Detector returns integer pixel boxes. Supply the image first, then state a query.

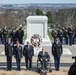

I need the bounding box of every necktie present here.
[28,45,29,50]
[43,52,45,55]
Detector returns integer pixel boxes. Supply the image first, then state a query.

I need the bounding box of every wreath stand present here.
[34,46,42,56]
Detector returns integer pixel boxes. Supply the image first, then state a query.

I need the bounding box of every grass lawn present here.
[23,33,27,40]
[48,31,52,40]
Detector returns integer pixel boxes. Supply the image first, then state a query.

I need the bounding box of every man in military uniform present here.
[51,30,57,42]
[5,37,13,71]
[18,27,24,44]
[52,37,63,71]
[64,29,69,45]
[8,28,13,42]
[68,26,73,45]
[13,40,23,71]
[15,29,19,44]
[72,28,75,44]
[0,28,4,44]
[57,29,63,44]
[23,41,34,70]
[3,28,8,44]
[38,47,50,71]
[11,29,16,44]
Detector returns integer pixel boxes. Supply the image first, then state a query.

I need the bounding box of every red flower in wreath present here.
[31,34,42,47]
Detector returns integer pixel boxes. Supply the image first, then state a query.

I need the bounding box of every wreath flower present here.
[31,34,42,47]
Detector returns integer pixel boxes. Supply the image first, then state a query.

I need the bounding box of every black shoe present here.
[7,69,9,71]
[17,69,21,71]
[19,69,21,71]
[56,69,59,71]
[7,69,10,71]
[29,68,31,71]
[9,69,12,71]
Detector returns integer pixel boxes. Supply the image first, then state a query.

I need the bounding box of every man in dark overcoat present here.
[23,41,34,70]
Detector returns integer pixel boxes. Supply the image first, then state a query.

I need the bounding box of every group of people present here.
[0,25,64,72]
[52,26,76,46]
[5,37,34,71]
[0,26,24,44]
[5,36,63,72]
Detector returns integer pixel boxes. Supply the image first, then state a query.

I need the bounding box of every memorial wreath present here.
[31,34,42,47]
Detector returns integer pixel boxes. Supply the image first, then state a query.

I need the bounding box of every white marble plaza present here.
[63,48,72,55]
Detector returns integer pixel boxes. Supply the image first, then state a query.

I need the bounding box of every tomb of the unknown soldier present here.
[25,16,51,46]
[0,3,76,75]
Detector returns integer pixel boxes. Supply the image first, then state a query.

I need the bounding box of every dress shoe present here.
[17,69,21,71]
[7,69,11,71]
[55,69,59,71]
[29,68,32,71]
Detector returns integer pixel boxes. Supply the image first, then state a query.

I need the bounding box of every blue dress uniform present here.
[13,45,22,70]
[18,28,24,44]
[68,27,73,45]
[3,29,8,44]
[57,30,63,44]
[11,30,16,44]
[64,29,69,45]
[5,42,13,70]
[0,29,4,44]
[15,30,19,44]
[52,41,63,70]
[51,30,57,42]
[38,51,50,70]
[72,28,75,44]
[23,45,34,70]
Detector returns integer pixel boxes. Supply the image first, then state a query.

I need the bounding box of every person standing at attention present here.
[52,37,63,71]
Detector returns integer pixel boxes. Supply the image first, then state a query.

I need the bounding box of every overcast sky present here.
[0,0,76,4]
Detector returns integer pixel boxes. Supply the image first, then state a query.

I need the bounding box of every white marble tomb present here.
[25,16,51,46]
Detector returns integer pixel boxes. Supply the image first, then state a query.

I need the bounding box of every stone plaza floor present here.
[0,44,76,75]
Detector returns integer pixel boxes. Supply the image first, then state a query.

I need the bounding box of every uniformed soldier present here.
[0,28,4,44]
[74,28,76,39]
[8,28,13,41]
[18,27,24,44]
[3,28,8,44]
[68,26,73,45]
[57,29,63,44]
[15,29,19,44]
[11,30,16,44]
[13,40,23,71]
[52,37,63,71]
[51,30,57,42]
[72,28,75,44]
[38,47,50,71]
[64,29,69,45]
[5,37,13,71]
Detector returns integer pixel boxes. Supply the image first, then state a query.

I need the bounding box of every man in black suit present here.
[52,37,63,71]
[13,40,22,71]
[38,47,50,71]
[5,37,13,71]
[23,41,34,70]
